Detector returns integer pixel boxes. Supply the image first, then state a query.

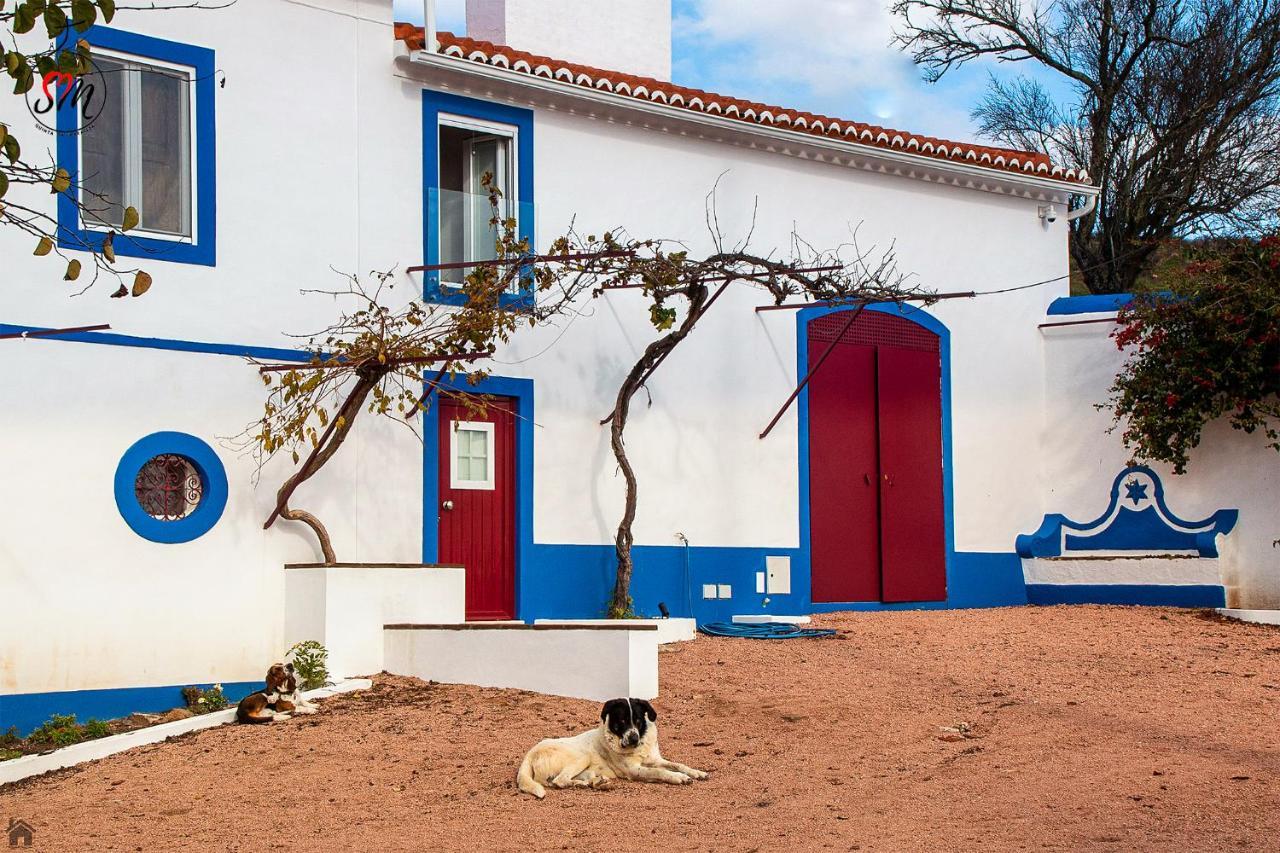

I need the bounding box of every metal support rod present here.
[407,249,635,274]
[257,350,493,373]
[0,323,111,341]
[754,291,976,313]
[598,264,844,291]
[1038,316,1119,329]
[758,303,867,440]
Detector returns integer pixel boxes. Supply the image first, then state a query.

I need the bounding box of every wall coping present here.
[384,622,659,632]
[284,563,465,570]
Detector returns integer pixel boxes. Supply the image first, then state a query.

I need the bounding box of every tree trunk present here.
[270,372,379,565]
[606,287,708,618]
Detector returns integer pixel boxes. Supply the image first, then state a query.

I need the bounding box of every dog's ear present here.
[600,699,626,722]
[634,699,657,721]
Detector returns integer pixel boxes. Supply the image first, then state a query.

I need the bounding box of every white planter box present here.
[533,617,696,644]
[0,679,371,788]
[285,563,466,678]
[384,623,659,701]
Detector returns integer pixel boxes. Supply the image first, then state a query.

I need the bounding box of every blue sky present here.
[393,0,1071,144]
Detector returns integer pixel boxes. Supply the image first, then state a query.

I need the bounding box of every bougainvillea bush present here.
[1105,236,1280,473]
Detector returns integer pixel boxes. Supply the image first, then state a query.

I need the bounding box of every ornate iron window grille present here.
[134,454,203,521]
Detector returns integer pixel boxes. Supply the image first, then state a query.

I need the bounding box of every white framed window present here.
[449,420,496,490]
[436,113,517,285]
[79,50,195,240]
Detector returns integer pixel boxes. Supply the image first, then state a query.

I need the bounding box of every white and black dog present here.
[516,698,707,798]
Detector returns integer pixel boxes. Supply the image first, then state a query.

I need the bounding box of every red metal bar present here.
[753,291,976,313]
[257,350,493,373]
[758,303,867,440]
[1038,316,1119,329]
[0,323,111,341]
[407,249,635,274]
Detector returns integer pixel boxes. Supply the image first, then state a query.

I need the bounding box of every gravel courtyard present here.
[3,606,1277,851]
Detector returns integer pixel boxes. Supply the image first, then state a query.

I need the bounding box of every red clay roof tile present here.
[395,24,1089,185]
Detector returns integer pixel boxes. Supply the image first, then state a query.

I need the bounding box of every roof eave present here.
[402,49,1097,203]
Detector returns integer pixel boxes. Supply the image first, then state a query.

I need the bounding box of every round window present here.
[134,454,204,520]
[114,432,228,543]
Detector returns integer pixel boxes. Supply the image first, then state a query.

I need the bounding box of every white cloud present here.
[672,0,983,140]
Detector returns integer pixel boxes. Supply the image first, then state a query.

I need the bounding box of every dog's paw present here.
[673,773,692,784]
[686,768,708,780]
[590,777,612,790]
[296,707,319,715]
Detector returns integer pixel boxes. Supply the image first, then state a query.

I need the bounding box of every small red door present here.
[438,397,517,620]
[807,311,945,603]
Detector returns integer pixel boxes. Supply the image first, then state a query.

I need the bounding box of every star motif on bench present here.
[1124,479,1149,506]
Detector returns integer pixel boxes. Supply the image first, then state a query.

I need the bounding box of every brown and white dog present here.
[516,698,707,798]
[274,662,319,716]
[235,663,292,724]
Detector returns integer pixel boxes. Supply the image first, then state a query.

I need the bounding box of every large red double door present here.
[437,397,517,620]
[807,311,946,603]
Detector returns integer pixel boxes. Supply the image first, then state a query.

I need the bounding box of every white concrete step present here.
[284,563,466,678]
[1217,608,1280,626]
[533,617,696,644]
[384,622,658,701]
[732,614,811,625]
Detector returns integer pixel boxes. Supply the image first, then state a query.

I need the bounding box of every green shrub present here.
[83,719,111,739]
[288,640,330,690]
[181,684,229,715]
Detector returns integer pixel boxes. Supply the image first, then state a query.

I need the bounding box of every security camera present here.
[1038,204,1059,224]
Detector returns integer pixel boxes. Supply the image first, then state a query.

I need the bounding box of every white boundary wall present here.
[384,624,660,700]
[1039,321,1280,607]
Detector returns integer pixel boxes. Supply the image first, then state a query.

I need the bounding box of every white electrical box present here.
[755,572,766,593]
[765,556,791,594]
[701,584,718,600]
[717,584,732,599]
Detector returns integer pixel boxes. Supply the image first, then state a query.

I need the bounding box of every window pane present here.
[80,58,128,229]
[139,65,190,236]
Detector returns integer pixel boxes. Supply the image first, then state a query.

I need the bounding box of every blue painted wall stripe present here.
[1026,584,1226,607]
[0,323,313,363]
[1,681,259,738]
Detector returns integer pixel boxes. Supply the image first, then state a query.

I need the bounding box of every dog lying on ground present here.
[236,663,292,724]
[516,698,707,798]
[274,662,319,716]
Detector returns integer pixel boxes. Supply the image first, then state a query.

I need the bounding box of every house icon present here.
[6,818,33,848]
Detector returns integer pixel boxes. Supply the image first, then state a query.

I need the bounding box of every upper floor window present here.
[437,118,515,286]
[57,27,216,266]
[81,54,192,238]
[422,91,533,306]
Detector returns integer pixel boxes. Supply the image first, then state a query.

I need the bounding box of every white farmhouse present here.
[1,0,1273,736]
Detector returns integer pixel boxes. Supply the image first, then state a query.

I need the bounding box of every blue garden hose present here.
[698,621,837,639]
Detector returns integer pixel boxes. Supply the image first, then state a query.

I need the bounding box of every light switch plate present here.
[717,584,732,599]
[755,572,766,593]
[702,584,718,600]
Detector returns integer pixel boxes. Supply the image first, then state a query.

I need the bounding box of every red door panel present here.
[438,397,517,620]
[876,346,946,602]
[808,340,881,602]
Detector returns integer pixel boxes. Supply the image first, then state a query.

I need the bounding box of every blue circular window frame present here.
[114,432,228,543]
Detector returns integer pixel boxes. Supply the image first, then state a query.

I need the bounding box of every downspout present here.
[422,0,438,52]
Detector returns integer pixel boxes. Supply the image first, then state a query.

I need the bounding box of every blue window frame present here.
[114,432,228,543]
[422,90,534,307]
[56,26,216,266]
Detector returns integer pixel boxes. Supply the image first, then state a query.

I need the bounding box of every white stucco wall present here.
[1039,320,1280,608]
[2,0,1076,704]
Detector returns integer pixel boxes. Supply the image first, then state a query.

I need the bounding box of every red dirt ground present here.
[3,606,1278,851]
